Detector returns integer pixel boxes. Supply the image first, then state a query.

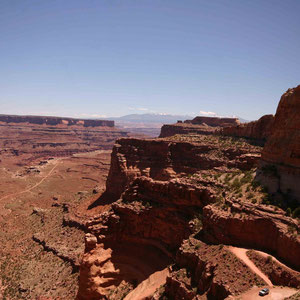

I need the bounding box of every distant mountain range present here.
[111,113,194,124]
[108,113,249,124]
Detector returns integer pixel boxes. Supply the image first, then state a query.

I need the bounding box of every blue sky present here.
[0,0,299,120]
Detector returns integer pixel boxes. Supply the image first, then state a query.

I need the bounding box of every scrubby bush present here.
[292,207,300,219]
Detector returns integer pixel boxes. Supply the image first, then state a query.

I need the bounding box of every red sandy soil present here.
[0,149,112,299]
[124,267,169,300]
[228,246,273,286]
[227,246,299,299]
[228,286,298,300]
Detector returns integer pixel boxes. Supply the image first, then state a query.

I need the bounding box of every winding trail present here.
[0,159,61,203]
[228,246,273,286]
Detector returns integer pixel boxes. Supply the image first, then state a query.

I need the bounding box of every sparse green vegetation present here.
[292,207,300,219]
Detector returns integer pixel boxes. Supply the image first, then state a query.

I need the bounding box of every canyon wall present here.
[160,116,240,138]
[185,116,240,127]
[221,114,274,142]
[159,123,217,138]
[0,121,128,165]
[0,114,114,127]
[77,135,267,299]
[202,199,300,270]
[258,85,300,201]
[76,85,300,299]
[105,137,261,200]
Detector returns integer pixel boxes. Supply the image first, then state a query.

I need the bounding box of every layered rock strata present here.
[0,122,129,164]
[259,85,300,201]
[0,114,114,127]
[202,199,300,270]
[159,123,217,138]
[184,116,240,127]
[221,114,274,143]
[105,136,261,200]
[159,116,240,138]
[77,135,280,299]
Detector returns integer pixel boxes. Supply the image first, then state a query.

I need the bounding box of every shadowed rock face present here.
[258,85,300,201]
[221,114,274,143]
[0,114,114,127]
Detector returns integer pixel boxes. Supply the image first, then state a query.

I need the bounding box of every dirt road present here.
[229,286,298,299]
[228,246,273,286]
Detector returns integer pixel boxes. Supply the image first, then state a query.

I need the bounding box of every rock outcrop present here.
[159,123,217,138]
[105,136,261,200]
[159,116,240,138]
[202,199,300,270]
[258,85,300,201]
[0,120,129,164]
[76,87,300,299]
[221,114,274,143]
[185,116,240,127]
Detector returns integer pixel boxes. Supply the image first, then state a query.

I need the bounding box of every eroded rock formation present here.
[75,133,299,299]
[105,136,261,200]
[258,85,300,202]
[75,85,300,299]
[202,199,300,270]
[185,116,240,127]
[0,118,129,165]
[221,114,274,143]
[0,114,114,127]
[159,116,239,138]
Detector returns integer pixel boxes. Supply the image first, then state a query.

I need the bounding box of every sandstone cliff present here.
[0,114,114,127]
[185,116,240,127]
[76,134,299,300]
[202,199,300,270]
[105,136,261,200]
[76,87,300,299]
[258,85,300,202]
[159,123,217,138]
[159,116,239,138]
[221,114,274,142]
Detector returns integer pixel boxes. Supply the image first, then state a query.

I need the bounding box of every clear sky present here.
[0,0,299,120]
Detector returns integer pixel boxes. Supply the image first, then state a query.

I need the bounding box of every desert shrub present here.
[251,198,257,204]
[266,256,273,263]
[286,207,292,217]
[251,180,260,190]
[224,173,231,184]
[247,192,254,199]
[240,171,253,184]
[232,178,241,190]
[292,207,300,219]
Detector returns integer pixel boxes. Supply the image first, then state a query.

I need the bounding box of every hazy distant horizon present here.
[1,0,299,120]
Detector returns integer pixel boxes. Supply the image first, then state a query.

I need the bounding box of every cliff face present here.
[105,136,261,200]
[76,135,283,300]
[0,120,128,165]
[261,86,300,167]
[76,87,300,299]
[185,116,240,127]
[221,114,274,142]
[258,85,300,201]
[159,123,217,138]
[0,114,114,127]
[202,199,300,270]
[159,116,239,138]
